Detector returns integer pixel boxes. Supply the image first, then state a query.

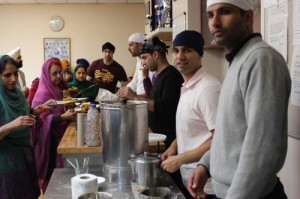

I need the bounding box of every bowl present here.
[78,192,112,199]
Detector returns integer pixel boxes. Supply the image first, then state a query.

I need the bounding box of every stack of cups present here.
[77,113,87,146]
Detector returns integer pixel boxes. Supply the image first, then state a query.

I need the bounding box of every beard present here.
[17,61,23,69]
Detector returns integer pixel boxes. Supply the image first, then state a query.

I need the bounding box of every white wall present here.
[0,4,144,85]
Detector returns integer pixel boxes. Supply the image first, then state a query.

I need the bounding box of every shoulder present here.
[165,65,183,78]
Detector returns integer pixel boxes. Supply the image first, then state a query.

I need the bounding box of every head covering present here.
[173,30,205,56]
[128,33,146,43]
[32,58,64,108]
[31,57,69,180]
[207,0,253,11]
[0,55,29,142]
[76,58,89,69]
[141,36,169,54]
[102,42,115,53]
[7,47,21,60]
[61,59,70,71]
[67,65,98,101]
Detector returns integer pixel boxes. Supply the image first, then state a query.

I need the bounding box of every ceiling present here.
[0,0,144,4]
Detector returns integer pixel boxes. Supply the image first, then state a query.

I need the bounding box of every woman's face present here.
[75,67,87,82]
[49,64,62,86]
[1,63,18,90]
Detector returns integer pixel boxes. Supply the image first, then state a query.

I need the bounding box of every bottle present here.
[85,104,102,147]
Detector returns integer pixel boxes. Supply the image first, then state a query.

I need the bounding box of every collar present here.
[225,33,262,65]
[183,66,207,89]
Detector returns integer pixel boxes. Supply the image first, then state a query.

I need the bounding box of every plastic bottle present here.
[85,104,102,146]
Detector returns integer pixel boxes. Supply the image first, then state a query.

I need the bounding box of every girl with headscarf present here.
[0,55,54,198]
[31,57,76,193]
[67,64,98,102]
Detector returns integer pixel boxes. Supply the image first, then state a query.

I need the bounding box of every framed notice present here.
[44,38,70,61]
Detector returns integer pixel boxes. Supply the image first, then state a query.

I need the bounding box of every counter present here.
[57,122,165,154]
[43,168,185,199]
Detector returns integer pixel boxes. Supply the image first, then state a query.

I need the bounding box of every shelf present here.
[145,27,172,41]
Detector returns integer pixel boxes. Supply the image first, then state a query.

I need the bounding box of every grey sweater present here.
[200,36,291,199]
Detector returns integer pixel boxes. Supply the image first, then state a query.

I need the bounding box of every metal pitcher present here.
[128,154,161,188]
[99,100,148,184]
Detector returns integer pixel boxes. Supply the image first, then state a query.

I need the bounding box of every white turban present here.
[7,47,21,60]
[207,0,253,11]
[128,33,146,43]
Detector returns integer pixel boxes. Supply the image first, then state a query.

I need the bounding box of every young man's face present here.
[207,3,252,50]
[173,46,202,78]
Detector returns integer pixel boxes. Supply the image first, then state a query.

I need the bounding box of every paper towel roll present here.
[71,173,98,199]
[77,113,86,146]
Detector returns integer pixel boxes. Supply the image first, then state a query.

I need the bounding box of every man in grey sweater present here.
[188,0,291,199]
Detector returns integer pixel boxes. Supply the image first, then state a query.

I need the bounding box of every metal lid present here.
[135,155,160,163]
[99,100,148,109]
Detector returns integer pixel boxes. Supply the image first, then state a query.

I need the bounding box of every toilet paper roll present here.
[71,173,98,199]
[77,113,86,146]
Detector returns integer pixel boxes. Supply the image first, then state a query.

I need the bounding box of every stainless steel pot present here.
[139,187,171,199]
[99,100,148,184]
[78,192,112,199]
[128,154,161,188]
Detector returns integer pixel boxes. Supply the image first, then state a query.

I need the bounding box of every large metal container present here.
[99,100,148,185]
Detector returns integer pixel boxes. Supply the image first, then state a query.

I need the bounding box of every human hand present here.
[10,116,36,129]
[161,146,177,161]
[116,87,136,100]
[161,155,181,173]
[61,109,76,121]
[21,86,29,96]
[187,165,209,199]
[43,99,56,110]
[141,65,149,79]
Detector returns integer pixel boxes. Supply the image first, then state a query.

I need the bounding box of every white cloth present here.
[95,88,118,101]
[17,69,26,88]
[206,0,253,11]
[176,66,221,194]
[7,47,21,59]
[128,33,145,43]
[127,57,154,95]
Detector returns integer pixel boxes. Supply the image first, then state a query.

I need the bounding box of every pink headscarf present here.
[32,58,63,107]
[31,57,68,180]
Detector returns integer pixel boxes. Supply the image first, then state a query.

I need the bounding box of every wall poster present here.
[44,38,70,61]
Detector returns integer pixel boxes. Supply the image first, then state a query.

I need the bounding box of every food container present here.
[128,154,161,188]
[99,100,148,184]
[139,187,171,199]
[78,192,112,199]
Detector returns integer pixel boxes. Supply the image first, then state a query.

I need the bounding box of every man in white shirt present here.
[126,33,153,96]
[161,30,221,199]
[7,47,29,96]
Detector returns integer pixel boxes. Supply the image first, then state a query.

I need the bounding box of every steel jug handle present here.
[128,159,135,175]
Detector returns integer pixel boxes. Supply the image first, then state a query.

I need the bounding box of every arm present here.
[126,69,138,92]
[0,116,35,140]
[161,139,177,160]
[116,86,156,111]
[188,164,210,199]
[86,75,92,81]
[161,133,213,173]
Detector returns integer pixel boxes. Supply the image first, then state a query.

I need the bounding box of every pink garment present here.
[31,58,69,186]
